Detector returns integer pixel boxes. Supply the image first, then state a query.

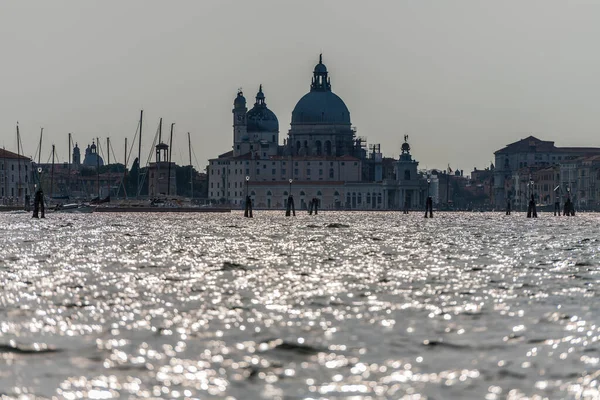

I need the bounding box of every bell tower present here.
[233,89,247,157]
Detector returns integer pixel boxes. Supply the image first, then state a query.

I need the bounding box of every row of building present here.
[4,56,600,210]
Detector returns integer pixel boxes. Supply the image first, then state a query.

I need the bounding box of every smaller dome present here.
[314,63,327,74]
[313,54,327,74]
[246,85,279,133]
[401,142,410,153]
[156,142,168,150]
[233,90,246,108]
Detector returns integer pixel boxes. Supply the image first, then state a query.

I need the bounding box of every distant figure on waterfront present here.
[506,199,511,215]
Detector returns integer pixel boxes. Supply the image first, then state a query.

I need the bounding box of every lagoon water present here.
[0,211,599,399]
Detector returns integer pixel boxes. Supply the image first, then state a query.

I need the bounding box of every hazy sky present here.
[2,1,600,172]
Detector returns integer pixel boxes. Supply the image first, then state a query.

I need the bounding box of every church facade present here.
[208,56,426,210]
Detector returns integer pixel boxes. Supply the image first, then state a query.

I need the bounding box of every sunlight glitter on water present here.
[0,211,598,399]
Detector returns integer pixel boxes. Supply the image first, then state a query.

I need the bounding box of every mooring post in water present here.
[553,185,560,216]
[403,198,409,214]
[424,178,433,218]
[32,183,45,219]
[308,198,314,215]
[314,198,318,215]
[506,199,511,215]
[563,188,575,216]
[285,179,296,216]
[424,196,433,218]
[244,176,253,218]
[527,194,537,218]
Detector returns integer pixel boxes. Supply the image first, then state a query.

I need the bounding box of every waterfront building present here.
[0,148,33,204]
[208,55,426,210]
[492,136,600,206]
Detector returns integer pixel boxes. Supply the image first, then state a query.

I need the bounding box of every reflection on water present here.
[0,212,598,399]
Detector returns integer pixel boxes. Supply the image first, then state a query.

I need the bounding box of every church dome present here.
[291,55,351,126]
[246,85,279,133]
[292,91,350,125]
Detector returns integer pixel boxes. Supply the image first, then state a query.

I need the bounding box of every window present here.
[256,169,260,175]
[404,170,410,180]
[307,169,311,175]
[329,169,334,178]
[294,169,299,175]
[246,169,250,175]
[281,169,286,175]
[272,169,276,175]
[341,162,345,166]
[263,164,266,169]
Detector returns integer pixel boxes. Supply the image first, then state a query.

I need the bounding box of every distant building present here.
[493,136,600,206]
[208,55,426,209]
[148,142,176,196]
[0,148,33,203]
[72,143,81,167]
[83,141,104,168]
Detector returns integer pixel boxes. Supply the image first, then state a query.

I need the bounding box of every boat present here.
[51,203,95,213]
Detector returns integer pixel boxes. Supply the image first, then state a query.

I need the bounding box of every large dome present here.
[291,90,350,125]
[246,85,279,133]
[291,55,351,126]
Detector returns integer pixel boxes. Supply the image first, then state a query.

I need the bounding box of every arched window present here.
[251,191,256,196]
[266,191,272,196]
[296,141,301,155]
[325,141,332,156]
[300,191,305,196]
[283,191,288,196]
[404,170,411,180]
[315,141,322,156]
[317,191,322,196]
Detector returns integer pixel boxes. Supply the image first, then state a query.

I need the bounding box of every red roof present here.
[0,148,31,160]
[495,136,600,155]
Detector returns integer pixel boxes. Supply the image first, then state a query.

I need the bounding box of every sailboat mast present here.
[123,137,127,199]
[38,128,43,165]
[137,110,143,198]
[96,137,100,199]
[68,133,72,197]
[50,144,55,198]
[107,137,110,198]
[188,132,193,199]
[2,146,7,200]
[167,123,174,196]
[37,128,43,191]
[16,123,22,202]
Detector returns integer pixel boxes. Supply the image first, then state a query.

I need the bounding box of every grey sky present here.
[2,1,600,172]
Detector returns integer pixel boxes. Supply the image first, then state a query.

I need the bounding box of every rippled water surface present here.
[0,211,599,399]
